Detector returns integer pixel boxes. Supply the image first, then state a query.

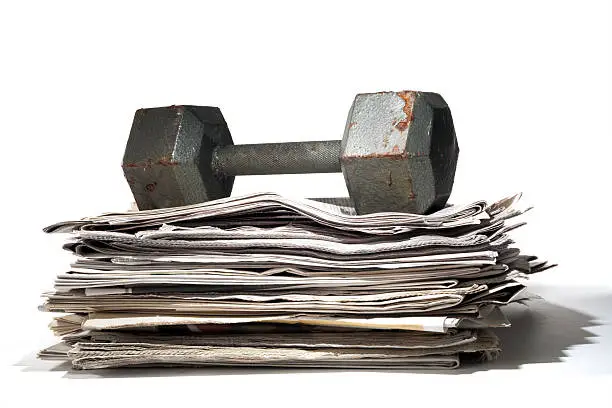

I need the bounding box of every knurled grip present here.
[212,140,342,176]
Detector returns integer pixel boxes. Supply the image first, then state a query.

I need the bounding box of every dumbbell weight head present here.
[340,91,458,214]
[122,106,235,209]
[122,90,458,214]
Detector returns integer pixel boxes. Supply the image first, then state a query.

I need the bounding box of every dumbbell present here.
[122,90,458,215]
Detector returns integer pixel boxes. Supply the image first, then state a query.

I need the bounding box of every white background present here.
[1,1,611,406]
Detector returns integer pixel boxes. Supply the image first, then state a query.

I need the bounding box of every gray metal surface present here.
[122,106,234,210]
[212,141,341,175]
[340,91,458,214]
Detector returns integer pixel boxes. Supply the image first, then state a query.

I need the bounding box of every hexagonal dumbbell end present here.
[122,105,234,210]
[340,91,459,214]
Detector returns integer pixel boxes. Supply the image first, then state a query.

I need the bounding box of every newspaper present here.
[41,325,501,370]
[43,192,495,234]
[63,328,501,370]
[39,193,554,369]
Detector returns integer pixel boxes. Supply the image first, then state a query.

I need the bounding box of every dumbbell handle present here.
[212,140,342,176]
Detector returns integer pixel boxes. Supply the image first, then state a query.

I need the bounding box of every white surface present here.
[1,1,611,406]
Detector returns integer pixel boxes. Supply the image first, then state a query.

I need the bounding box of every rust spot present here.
[391,145,400,153]
[342,152,407,161]
[122,158,179,168]
[145,182,157,192]
[157,157,180,166]
[348,122,357,129]
[395,91,416,132]
[383,134,390,148]
[395,119,409,132]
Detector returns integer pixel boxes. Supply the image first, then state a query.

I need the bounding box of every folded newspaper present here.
[39,193,554,370]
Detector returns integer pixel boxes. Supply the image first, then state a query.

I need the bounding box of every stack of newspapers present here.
[39,193,553,370]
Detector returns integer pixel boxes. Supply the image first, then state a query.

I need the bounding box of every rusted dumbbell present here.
[122,90,459,214]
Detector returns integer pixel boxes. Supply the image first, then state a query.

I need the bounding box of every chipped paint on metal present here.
[395,91,416,132]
